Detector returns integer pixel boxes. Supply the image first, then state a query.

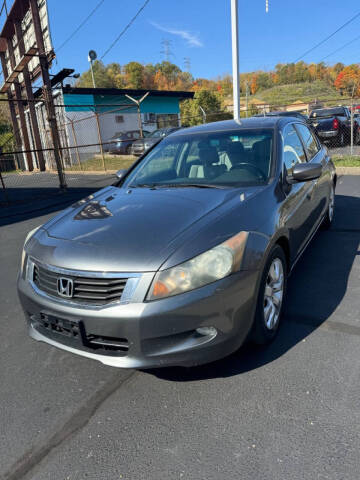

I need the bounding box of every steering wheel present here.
[231,162,267,181]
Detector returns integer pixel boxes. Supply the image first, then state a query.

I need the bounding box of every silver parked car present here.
[18,117,336,369]
[131,127,182,156]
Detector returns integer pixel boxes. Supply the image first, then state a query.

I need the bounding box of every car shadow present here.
[147,193,360,382]
[0,185,113,227]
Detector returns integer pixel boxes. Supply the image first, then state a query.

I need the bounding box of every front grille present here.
[32,263,128,306]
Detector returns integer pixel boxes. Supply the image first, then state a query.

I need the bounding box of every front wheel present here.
[252,245,287,345]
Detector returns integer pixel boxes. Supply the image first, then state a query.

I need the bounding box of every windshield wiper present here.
[128,183,158,189]
[128,183,228,190]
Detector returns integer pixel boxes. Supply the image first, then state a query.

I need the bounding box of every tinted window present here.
[296,124,319,159]
[310,107,345,118]
[282,124,306,174]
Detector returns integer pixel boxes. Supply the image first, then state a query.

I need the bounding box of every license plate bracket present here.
[31,313,85,345]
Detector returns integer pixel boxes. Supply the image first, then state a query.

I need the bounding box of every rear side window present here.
[282,124,306,174]
[296,124,320,160]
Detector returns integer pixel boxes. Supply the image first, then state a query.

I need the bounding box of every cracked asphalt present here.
[0,175,359,480]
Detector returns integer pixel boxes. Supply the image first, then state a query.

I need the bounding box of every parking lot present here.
[0,174,360,480]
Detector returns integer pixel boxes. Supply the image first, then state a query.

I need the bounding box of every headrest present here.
[198,146,219,165]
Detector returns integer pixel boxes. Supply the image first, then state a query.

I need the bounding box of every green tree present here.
[124,62,144,89]
[76,60,114,88]
[180,89,230,126]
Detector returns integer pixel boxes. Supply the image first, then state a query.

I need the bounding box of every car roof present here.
[169,117,298,137]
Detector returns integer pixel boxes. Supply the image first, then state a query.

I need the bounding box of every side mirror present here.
[288,163,322,183]
[115,169,128,180]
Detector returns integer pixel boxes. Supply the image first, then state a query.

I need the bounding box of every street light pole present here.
[231,0,240,120]
[88,50,97,88]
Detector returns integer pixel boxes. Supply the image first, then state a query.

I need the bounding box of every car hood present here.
[34,185,264,272]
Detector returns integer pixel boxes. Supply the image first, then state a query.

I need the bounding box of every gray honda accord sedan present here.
[18,117,336,368]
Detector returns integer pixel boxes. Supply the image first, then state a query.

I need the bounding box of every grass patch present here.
[0,169,21,175]
[332,155,360,167]
[255,80,342,106]
[65,154,137,172]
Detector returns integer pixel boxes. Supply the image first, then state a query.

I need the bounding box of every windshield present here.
[123,129,274,188]
[310,108,345,118]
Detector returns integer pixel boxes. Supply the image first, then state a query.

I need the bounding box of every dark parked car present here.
[131,127,182,156]
[18,117,335,369]
[106,130,151,154]
[309,106,360,146]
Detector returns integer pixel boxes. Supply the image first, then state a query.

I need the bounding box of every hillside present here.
[255,80,343,106]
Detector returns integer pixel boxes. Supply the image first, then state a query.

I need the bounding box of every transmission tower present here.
[161,39,173,61]
[184,57,191,73]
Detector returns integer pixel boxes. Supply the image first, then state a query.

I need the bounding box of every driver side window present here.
[282,124,306,174]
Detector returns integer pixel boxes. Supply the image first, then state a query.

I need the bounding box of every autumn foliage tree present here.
[334,65,360,96]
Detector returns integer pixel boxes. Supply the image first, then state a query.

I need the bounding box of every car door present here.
[295,123,328,230]
[280,123,316,259]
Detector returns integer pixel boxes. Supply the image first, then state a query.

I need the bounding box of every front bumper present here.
[17,269,259,369]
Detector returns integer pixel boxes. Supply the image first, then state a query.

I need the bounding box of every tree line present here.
[77,59,360,96]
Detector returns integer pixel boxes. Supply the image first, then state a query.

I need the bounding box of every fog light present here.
[196,326,217,337]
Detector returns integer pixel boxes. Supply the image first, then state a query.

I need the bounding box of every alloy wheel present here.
[263,258,284,330]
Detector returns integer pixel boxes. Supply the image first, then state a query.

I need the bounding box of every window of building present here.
[143,113,156,123]
[157,114,179,128]
[115,115,124,123]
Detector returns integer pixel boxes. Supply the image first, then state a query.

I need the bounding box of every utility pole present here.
[125,92,150,138]
[350,83,357,156]
[29,0,66,190]
[245,81,250,117]
[231,0,240,120]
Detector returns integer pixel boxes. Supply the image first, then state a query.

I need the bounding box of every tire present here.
[339,131,345,147]
[355,129,360,145]
[126,145,132,155]
[252,245,287,345]
[321,183,335,230]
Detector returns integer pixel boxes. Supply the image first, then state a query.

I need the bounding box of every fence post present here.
[95,112,106,171]
[70,120,82,171]
[0,169,9,204]
[350,102,354,156]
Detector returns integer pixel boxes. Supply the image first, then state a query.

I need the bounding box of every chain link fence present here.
[1,96,360,209]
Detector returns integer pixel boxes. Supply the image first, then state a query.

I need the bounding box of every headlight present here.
[21,225,42,275]
[147,231,248,300]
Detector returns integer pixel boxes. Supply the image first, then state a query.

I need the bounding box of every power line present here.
[294,11,360,63]
[100,0,151,59]
[319,33,360,62]
[56,0,106,53]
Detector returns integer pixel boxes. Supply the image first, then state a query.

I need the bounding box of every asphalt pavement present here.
[0,175,360,480]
